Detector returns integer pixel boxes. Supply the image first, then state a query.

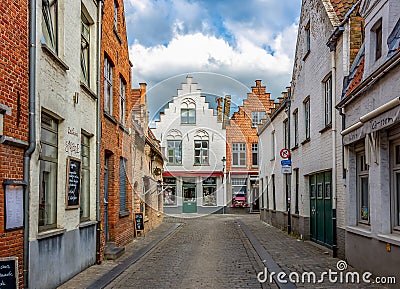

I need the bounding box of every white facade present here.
[152,76,227,214]
[338,0,400,282]
[28,1,100,288]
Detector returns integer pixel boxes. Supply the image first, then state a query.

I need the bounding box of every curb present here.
[86,223,182,289]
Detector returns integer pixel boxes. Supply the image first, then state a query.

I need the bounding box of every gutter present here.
[24,1,37,287]
[95,0,103,264]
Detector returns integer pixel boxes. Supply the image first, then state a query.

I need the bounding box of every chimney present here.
[222,95,231,129]
[255,80,262,87]
[216,97,223,122]
[139,83,147,105]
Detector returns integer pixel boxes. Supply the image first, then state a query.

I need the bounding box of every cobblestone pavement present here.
[239,215,390,289]
[106,215,269,289]
[59,214,393,289]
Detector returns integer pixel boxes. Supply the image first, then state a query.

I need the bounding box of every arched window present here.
[181,98,196,124]
[194,130,209,165]
[166,129,182,165]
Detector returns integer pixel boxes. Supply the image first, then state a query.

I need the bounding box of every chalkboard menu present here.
[134,213,144,232]
[0,257,18,289]
[66,157,81,209]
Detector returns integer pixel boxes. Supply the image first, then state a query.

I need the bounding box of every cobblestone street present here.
[106,215,266,289]
[59,214,393,289]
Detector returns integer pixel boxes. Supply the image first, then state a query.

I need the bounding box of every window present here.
[305,21,310,53]
[39,112,58,230]
[163,177,177,206]
[391,142,400,230]
[293,109,299,146]
[120,78,126,124]
[373,20,382,60]
[181,98,196,124]
[42,0,58,52]
[252,143,258,167]
[271,131,275,159]
[81,11,90,85]
[119,158,127,212]
[203,177,217,206]
[252,111,267,127]
[80,133,90,221]
[324,76,332,126]
[114,1,118,32]
[357,150,369,223]
[232,178,247,207]
[304,98,310,140]
[232,143,246,167]
[294,169,299,214]
[283,120,288,148]
[104,57,113,114]
[194,141,209,165]
[272,174,276,210]
[167,140,182,165]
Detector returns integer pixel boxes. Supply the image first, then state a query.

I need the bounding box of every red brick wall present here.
[226,80,275,171]
[99,0,135,256]
[0,0,29,287]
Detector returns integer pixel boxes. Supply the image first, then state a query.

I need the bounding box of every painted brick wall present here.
[0,0,28,287]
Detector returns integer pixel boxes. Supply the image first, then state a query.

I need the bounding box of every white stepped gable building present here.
[152,76,227,214]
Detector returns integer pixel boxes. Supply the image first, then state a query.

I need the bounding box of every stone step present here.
[104,244,125,260]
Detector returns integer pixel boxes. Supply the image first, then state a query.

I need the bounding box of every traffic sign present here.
[281,159,291,166]
[280,148,290,159]
[282,165,292,174]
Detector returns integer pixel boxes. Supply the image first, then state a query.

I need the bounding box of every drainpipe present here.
[331,49,338,258]
[95,0,103,264]
[286,90,291,235]
[24,1,37,287]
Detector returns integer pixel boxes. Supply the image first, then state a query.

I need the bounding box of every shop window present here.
[232,142,246,167]
[202,177,217,206]
[163,177,177,206]
[80,133,90,222]
[42,0,58,52]
[39,112,58,231]
[232,178,248,207]
[357,150,369,224]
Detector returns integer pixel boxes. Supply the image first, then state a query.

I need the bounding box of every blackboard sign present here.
[66,157,81,209]
[134,213,144,232]
[0,257,18,289]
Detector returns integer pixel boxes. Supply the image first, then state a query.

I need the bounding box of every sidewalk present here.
[238,215,390,289]
[57,222,180,289]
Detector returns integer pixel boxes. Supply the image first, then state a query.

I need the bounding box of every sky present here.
[124,0,301,124]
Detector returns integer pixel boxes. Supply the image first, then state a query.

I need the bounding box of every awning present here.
[162,171,223,177]
[342,98,400,145]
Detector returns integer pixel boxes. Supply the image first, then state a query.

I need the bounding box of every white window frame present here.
[42,0,58,52]
[304,98,310,140]
[391,140,400,231]
[114,0,119,32]
[252,111,267,127]
[293,109,299,146]
[356,149,369,225]
[120,78,126,125]
[324,75,332,126]
[81,11,90,85]
[104,57,113,115]
[232,142,246,167]
[80,132,90,222]
[252,142,258,167]
[167,140,182,165]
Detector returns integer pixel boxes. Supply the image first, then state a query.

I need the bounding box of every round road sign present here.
[280,148,290,159]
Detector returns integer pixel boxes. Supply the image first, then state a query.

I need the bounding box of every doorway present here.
[182,179,197,213]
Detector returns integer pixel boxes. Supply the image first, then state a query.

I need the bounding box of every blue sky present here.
[124,0,301,123]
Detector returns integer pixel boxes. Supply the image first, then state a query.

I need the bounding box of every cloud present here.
[125,0,301,117]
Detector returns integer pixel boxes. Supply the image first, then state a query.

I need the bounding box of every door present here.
[251,180,260,212]
[104,156,110,242]
[183,179,197,213]
[310,172,332,246]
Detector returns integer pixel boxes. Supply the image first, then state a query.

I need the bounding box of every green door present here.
[183,180,197,213]
[310,172,332,247]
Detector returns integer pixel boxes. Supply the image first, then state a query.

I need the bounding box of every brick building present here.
[0,1,28,287]
[226,80,274,212]
[100,0,135,258]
